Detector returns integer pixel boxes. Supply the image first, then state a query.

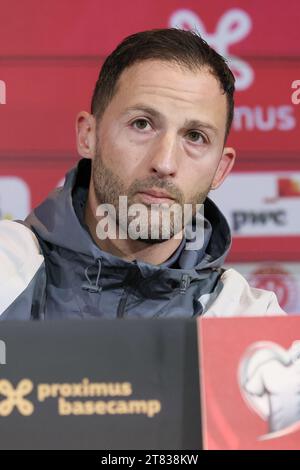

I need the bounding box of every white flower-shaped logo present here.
[169,8,254,91]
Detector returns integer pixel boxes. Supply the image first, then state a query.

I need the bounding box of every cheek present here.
[182,160,217,197]
[101,128,141,168]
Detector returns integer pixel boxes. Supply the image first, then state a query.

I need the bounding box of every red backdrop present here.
[0,0,299,312]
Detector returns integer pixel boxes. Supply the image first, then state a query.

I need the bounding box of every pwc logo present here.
[169,8,253,91]
[0,379,34,416]
[265,177,300,202]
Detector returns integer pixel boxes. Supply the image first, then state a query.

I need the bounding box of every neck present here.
[85,190,183,265]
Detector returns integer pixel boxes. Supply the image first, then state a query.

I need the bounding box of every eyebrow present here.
[122,104,219,134]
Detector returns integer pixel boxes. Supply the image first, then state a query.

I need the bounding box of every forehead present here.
[106,60,228,133]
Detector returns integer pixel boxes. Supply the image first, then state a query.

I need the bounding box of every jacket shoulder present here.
[200,268,286,317]
[0,220,44,316]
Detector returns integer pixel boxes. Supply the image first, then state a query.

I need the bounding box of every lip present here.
[137,190,175,204]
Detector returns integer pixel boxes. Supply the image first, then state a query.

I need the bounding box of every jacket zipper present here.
[117,287,131,318]
[117,263,139,318]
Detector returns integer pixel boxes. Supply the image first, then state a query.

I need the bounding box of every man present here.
[0,28,284,320]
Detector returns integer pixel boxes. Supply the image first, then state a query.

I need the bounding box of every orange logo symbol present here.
[0,379,34,416]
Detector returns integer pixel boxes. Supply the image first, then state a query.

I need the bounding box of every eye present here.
[186,130,206,144]
[132,119,151,131]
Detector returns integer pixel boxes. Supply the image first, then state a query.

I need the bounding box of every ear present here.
[75,111,97,159]
[211,147,236,190]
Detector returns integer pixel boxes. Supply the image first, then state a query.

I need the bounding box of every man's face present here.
[89,60,234,242]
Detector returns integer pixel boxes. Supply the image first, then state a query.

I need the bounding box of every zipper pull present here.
[180,274,190,294]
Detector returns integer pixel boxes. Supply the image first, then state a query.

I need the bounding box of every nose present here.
[149,133,179,177]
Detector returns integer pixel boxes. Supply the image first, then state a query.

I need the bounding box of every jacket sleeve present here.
[0,220,45,319]
[200,268,286,317]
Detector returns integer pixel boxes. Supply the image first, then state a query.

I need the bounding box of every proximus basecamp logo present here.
[0,378,161,418]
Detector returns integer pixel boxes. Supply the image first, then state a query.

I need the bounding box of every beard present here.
[91,140,211,244]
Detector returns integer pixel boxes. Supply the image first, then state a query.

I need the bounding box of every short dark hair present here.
[91,28,235,139]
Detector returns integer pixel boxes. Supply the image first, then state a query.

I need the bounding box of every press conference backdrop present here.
[0,0,299,312]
